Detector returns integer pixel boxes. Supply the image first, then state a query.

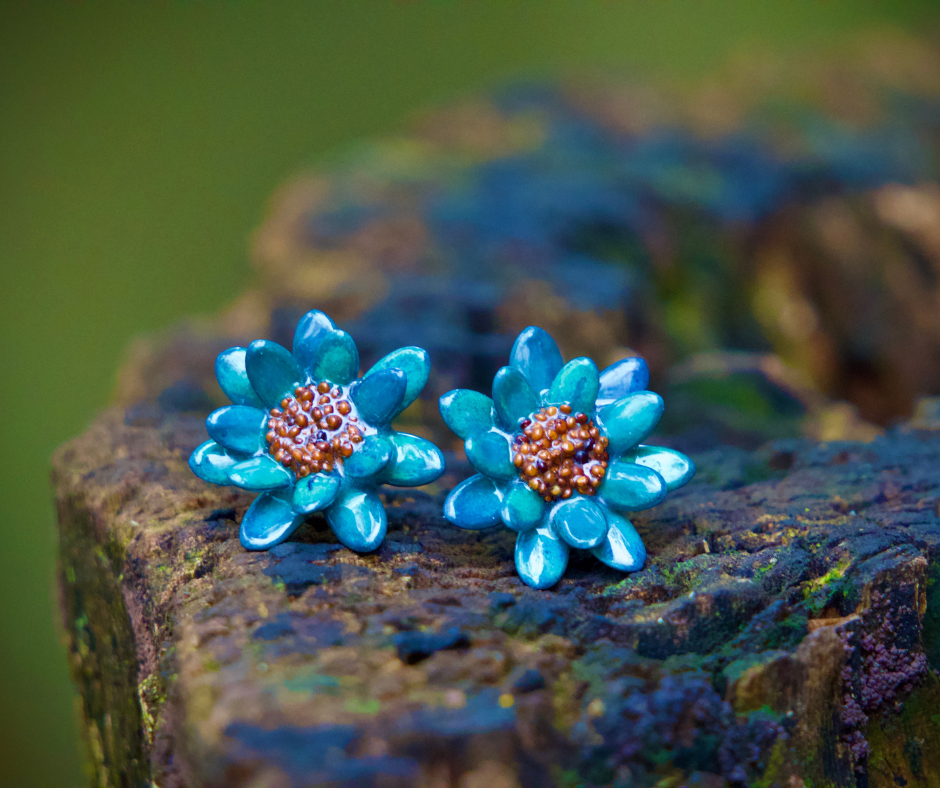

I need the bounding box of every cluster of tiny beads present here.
[512,404,609,502]
[265,382,364,477]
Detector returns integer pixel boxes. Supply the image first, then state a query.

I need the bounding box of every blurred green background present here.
[1,1,937,785]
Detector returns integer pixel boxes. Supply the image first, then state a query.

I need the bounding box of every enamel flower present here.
[189,310,445,552]
[439,327,694,589]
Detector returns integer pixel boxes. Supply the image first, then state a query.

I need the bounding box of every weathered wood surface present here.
[55,353,940,786]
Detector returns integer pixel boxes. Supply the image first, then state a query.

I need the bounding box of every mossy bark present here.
[56,489,147,788]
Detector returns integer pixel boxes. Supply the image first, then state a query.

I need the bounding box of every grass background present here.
[1,2,937,785]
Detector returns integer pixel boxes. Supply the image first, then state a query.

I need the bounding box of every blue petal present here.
[344,435,393,479]
[439,389,495,440]
[546,358,599,415]
[292,473,341,514]
[500,480,546,532]
[596,357,650,408]
[443,474,503,529]
[246,340,303,407]
[596,391,664,455]
[599,461,667,512]
[364,347,430,417]
[189,440,239,485]
[383,433,445,486]
[465,429,516,480]
[492,366,539,431]
[227,455,294,490]
[326,489,387,552]
[351,368,406,426]
[510,326,563,397]
[292,310,336,377]
[550,497,608,549]
[623,445,695,491]
[215,347,266,408]
[591,512,646,572]
[240,491,305,551]
[514,525,569,589]
[312,330,359,385]
[206,406,268,454]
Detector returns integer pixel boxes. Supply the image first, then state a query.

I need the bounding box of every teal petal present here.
[312,330,359,385]
[599,461,667,512]
[465,429,516,480]
[510,326,563,397]
[189,440,239,485]
[596,357,649,408]
[206,406,268,454]
[500,480,545,532]
[591,511,646,572]
[492,366,539,431]
[547,357,599,415]
[240,491,305,551]
[227,455,294,490]
[364,347,430,417]
[439,389,495,440]
[351,368,406,426]
[623,445,695,491]
[292,473,340,514]
[292,310,336,377]
[345,435,393,479]
[246,340,303,407]
[215,347,266,408]
[383,433,445,486]
[443,474,503,529]
[514,525,569,589]
[326,489,387,552]
[596,391,664,455]
[550,497,608,549]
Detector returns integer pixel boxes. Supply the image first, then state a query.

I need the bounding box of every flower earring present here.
[439,326,694,589]
[189,310,445,552]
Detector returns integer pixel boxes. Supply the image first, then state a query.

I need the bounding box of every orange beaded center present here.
[512,403,609,502]
[265,381,366,477]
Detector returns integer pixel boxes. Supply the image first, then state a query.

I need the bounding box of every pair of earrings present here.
[189,310,694,588]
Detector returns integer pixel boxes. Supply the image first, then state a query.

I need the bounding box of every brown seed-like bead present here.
[340,443,353,458]
[317,381,330,394]
[337,400,351,415]
[511,406,609,502]
[319,394,330,404]
[322,404,334,415]
[560,404,572,415]
[326,414,342,430]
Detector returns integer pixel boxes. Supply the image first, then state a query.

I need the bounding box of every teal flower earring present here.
[189,310,445,552]
[439,327,694,589]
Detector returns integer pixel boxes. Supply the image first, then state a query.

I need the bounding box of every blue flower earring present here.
[189,310,445,552]
[439,327,694,589]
